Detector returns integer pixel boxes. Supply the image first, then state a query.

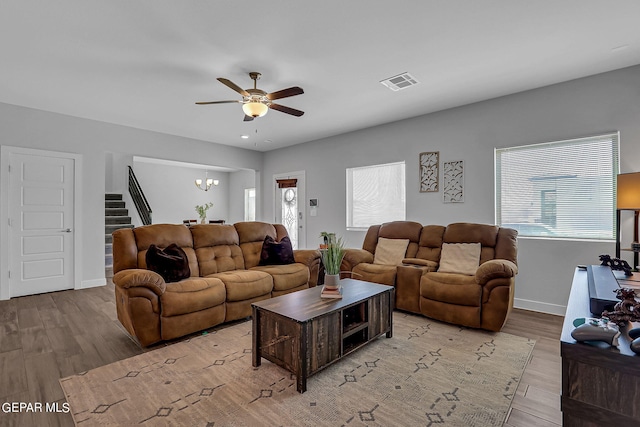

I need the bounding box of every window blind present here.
[495,132,619,239]
[346,161,406,230]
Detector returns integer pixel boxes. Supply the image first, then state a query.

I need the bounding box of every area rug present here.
[60,312,534,426]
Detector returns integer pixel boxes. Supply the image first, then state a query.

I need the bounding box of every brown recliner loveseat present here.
[342,221,518,331]
[112,221,320,346]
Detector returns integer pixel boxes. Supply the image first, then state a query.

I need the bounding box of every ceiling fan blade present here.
[217,78,250,97]
[195,100,241,105]
[266,86,304,101]
[269,103,304,117]
[243,115,254,122]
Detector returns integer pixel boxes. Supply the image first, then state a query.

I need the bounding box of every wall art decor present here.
[443,160,464,203]
[419,151,439,192]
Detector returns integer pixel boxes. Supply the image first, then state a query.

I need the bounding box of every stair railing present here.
[128,166,152,225]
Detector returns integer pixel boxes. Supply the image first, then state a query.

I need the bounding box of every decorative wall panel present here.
[419,151,439,192]
[443,160,464,203]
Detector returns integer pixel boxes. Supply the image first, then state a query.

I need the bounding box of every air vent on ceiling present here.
[380,72,419,91]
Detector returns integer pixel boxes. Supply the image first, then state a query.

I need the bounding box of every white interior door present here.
[8,152,75,297]
[274,171,305,249]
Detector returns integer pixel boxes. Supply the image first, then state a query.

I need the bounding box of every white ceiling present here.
[2,1,640,152]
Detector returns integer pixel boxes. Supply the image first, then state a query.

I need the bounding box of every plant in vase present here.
[319,232,345,291]
[195,202,213,224]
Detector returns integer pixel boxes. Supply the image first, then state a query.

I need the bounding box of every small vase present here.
[324,273,340,289]
[200,217,206,224]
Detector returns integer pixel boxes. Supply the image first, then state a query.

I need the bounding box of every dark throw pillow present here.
[145,243,191,283]
[259,235,295,266]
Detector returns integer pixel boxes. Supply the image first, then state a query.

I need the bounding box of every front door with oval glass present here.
[274,172,305,249]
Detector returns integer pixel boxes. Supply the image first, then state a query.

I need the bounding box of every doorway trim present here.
[272,170,306,249]
[0,146,83,300]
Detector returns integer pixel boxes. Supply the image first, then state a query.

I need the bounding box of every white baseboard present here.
[78,278,106,290]
[514,297,566,316]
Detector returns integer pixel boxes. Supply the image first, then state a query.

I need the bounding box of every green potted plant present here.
[319,232,345,288]
[195,202,213,223]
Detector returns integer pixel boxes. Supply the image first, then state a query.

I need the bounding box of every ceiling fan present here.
[196,72,304,121]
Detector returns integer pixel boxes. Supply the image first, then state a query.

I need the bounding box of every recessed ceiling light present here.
[240,135,249,139]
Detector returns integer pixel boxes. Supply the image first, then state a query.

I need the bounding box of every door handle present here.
[61,228,72,233]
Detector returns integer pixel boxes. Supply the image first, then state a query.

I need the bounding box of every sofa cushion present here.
[191,224,245,275]
[251,263,309,291]
[352,263,397,286]
[443,223,500,264]
[145,244,191,283]
[415,225,446,263]
[376,221,423,258]
[235,222,278,269]
[208,270,273,302]
[134,224,194,250]
[132,224,199,277]
[438,243,481,275]
[421,272,481,306]
[259,235,295,265]
[374,238,410,265]
[160,277,226,317]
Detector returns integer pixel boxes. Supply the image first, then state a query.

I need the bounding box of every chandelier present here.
[195,172,219,191]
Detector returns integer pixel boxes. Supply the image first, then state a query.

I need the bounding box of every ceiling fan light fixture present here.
[242,101,268,118]
[196,72,303,120]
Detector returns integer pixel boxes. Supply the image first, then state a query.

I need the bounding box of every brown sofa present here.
[112,221,320,346]
[342,221,518,331]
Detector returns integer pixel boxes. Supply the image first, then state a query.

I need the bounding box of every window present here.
[347,161,406,230]
[244,188,255,221]
[495,133,619,239]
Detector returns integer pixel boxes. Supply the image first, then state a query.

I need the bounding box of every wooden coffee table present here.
[251,279,394,393]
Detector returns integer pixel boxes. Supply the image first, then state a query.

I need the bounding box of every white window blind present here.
[495,133,619,240]
[346,161,406,230]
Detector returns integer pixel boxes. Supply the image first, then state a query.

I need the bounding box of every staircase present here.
[105,193,134,277]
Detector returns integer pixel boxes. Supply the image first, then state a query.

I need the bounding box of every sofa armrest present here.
[293,249,321,267]
[342,248,374,271]
[475,260,518,286]
[402,258,438,270]
[294,249,322,287]
[113,269,167,296]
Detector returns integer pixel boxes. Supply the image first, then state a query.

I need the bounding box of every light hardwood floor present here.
[0,282,564,426]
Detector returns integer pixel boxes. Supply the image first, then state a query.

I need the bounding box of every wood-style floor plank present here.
[0,349,29,400]
[23,352,66,403]
[502,310,563,427]
[0,282,564,426]
[19,326,54,355]
[505,407,560,427]
[510,384,561,425]
[0,299,17,322]
[0,320,21,352]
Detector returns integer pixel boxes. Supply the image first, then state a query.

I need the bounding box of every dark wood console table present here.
[561,268,640,426]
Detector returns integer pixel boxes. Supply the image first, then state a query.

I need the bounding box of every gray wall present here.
[262,65,640,315]
[129,162,256,225]
[0,103,262,293]
[132,161,230,225]
[228,169,257,223]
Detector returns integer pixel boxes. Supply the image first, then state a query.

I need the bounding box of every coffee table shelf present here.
[252,279,394,393]
[343,321,368,338]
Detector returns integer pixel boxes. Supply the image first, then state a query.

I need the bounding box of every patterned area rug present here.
[60,312,534,426]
